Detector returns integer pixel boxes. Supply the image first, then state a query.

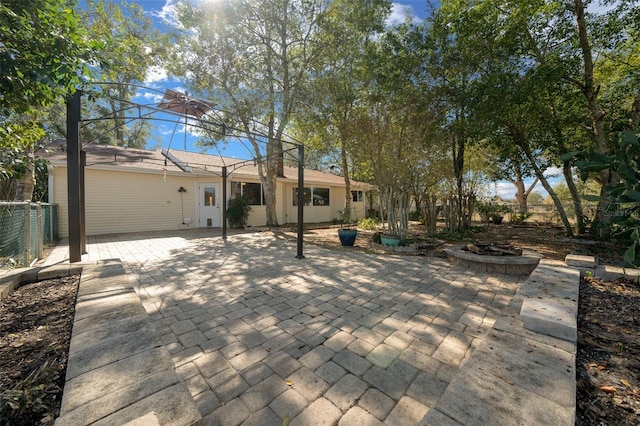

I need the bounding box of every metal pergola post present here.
[80,150,86,254]
[296,144,305,259]
[222,166,227,240]
[63,85,307,260]
[66,90,82,263]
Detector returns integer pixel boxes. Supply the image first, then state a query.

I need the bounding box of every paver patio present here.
[75,230,525,425]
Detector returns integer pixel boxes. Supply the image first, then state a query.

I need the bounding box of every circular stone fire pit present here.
[444,244,543,275]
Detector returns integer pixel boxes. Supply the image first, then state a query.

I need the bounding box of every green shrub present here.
[0,367,49,425]
[226,195,251,228]
[512,212,533,224]
[358,217,380,230]
[571,130,640,265]
[476,201,511,222]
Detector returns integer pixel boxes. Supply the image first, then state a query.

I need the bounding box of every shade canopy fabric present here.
[158,89,215,118]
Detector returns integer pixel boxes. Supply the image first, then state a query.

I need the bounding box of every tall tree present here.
[353,23,441,236]
[571,0,611,235]
[427,2,493,231]
[294,0,389,218]
[0,0,95,200]
[169,0,327,226]
[45,0,165,148]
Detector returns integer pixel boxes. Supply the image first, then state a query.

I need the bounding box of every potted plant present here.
[380,234,402,246]
[337,208,358,246]
[476,201,511,225]
[226,195,251,228]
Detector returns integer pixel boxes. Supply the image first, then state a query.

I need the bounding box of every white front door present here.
[199,184,221,227]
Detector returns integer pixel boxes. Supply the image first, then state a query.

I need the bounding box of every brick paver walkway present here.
[83,230,523,425]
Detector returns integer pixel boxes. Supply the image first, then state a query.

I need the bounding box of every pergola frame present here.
[65,87,305,262]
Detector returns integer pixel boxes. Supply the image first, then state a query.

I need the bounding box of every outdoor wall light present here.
[178,187,187,193]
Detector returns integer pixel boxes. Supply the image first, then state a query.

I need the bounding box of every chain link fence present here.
[0,202,58,267]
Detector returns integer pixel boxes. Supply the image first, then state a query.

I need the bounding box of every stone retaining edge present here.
[1,260,201,426]
[420,260,577,425]
[0,264,83,301]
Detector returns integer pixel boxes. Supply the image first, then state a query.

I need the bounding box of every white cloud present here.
[134,90,165,104]
[490,167,565,201]
[387,3,422,27]
[543,166,563,179]
[152,0,180,27]
[145,65,169,83]
[493,182,516,199]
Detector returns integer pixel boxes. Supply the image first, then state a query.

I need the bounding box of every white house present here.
[43,140,373,237]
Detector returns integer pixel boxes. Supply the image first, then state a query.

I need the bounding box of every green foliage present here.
[434,226,483,242]
[573,131,640,266]
[0,0,96,200]
[475,201,511,222]
[75,0,164,148]
[170,0,332,226]
[226,195,251,228]
[0,124,45,180]
[409,210,422,221]
[511,212,533,225]
[0,368,49,424]
[358,217,379,230]
[337,207,357,228]
[0,0,95,118]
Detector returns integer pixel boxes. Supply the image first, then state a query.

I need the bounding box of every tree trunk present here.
[631,85,640,130]
[563,162,586,234]
[13,147,35,201]
[422,193,438,235]
[514,178,526,213]
[14,173,35,201]
[519,141,574,236]
[340,136,351,217]
[263,134,279,227]
[108,90,126,146]
[513,172,538,214]
[462,193,475,228]
[262,170,278,227]
[573,0,610,236]
[452,136,465,231]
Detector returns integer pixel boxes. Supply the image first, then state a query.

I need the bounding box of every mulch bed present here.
[0,275,79,425]
[576,275,640,425]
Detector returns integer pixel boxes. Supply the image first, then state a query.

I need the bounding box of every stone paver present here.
[65,230,528,425]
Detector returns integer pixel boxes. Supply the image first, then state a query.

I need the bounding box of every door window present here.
[204,187,216,206]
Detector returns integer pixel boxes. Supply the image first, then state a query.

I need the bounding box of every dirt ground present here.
[576,275,640,425]
[0,275,78,425]
[286,222,625,264]
[0,222,637,424]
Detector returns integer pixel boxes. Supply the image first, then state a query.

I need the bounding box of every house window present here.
[243,182,263,205]
[352,190,363,202]
[231,181,264,205]
[293,187,312,206]
[313,188,330,206]
[293,187,329,206]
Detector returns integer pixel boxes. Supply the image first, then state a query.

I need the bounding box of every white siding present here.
[53,167,196,237]
[246,206,267,227]
[51,165,371,235]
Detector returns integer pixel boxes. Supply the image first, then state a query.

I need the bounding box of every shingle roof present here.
[43,139,183,173]
[167,149,373,189]
[42,140,374,189]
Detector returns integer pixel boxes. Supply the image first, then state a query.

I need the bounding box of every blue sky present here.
[88,1,614,200]
[122,1,434,161]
